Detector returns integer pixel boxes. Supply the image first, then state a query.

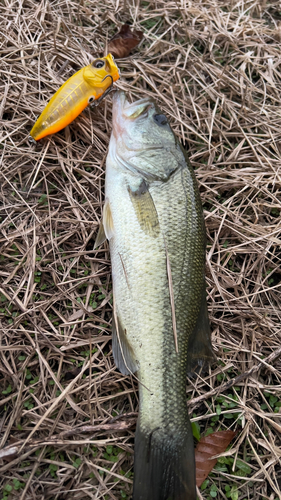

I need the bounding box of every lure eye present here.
[153,114,168,126]
[92,59,105,69]
[88,96,95,104]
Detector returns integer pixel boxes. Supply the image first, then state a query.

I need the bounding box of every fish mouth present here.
[113,91,153,119]
[111,91,166,164]
[112,91,154,139]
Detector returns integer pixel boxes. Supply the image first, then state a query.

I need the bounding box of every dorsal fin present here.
[187,286,215,372]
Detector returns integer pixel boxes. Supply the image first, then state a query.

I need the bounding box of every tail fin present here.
[133,419,196,500]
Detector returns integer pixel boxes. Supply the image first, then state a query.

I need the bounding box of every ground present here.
[0,0,281,499]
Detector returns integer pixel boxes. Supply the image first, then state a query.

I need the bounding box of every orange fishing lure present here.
[30,54,120,141]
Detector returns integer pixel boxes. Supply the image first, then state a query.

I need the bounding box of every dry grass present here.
[0,0,281,499]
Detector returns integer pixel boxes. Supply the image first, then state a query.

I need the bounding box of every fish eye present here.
[153,114,168,126]
[93,59,105,69]
[88,96,95,103]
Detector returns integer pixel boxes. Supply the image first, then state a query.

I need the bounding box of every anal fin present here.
[112,314,139,375]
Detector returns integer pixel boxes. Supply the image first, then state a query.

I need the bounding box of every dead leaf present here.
[0,445,18,461]
[108,24,143,59]
[195,430,236,487]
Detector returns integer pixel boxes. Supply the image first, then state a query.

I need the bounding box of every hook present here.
[101,74,114,86]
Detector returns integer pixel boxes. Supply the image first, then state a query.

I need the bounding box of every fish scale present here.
[96,91,215,500]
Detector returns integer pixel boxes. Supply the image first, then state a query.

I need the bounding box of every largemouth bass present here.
[95,91,214,500]
[30,54,119,141]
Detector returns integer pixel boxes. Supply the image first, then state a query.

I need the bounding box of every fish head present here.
[110,91,181,181]
[83,54,120,87]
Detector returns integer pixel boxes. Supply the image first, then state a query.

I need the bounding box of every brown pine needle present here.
[163,235,178,354]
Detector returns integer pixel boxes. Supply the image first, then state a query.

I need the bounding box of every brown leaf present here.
[195,430,236,487]
[108,24,143,59]
[0,445,18,461]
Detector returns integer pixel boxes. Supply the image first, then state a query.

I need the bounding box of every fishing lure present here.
[30,54,120,141]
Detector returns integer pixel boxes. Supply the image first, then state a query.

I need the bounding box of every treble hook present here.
[101,74,114,86]
[90,75,115,108]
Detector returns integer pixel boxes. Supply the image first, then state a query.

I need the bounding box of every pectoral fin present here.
[112,314,139,375]
[94,199,114,249]
[187,286,215,372]
[128,179,160,237]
